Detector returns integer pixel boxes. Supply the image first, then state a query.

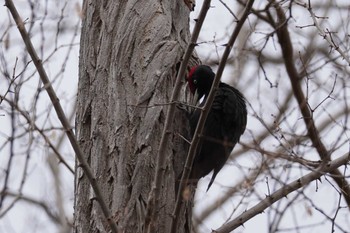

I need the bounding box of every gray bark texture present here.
[75,0,194,232]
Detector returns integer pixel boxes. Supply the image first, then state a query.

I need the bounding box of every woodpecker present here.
[186,65,247,191]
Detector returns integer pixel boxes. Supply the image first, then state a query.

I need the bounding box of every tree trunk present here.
[74,0,193,232]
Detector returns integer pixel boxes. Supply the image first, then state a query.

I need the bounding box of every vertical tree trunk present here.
[74,1,192,232]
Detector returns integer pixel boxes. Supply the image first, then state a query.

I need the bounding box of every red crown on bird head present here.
[187,65,199,94]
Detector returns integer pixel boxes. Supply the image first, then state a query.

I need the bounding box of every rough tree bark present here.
[74,1,193,232]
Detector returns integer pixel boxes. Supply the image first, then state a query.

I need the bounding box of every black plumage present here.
[186,65,247,191]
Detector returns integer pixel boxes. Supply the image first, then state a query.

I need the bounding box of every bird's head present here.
[186,65,215,101]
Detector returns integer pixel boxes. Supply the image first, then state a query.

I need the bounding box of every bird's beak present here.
[191,89,199,107]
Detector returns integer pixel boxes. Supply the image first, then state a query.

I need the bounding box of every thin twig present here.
[4,1,119,232]
[0,85,16,209]
[307,2,350,66]
[48,155,70,231]
[0,191,61,224]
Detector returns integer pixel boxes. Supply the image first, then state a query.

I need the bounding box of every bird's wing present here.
[216,83,247,140]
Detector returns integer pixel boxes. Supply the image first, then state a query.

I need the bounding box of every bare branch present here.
[306,2,350,66]
[0,191,61,224]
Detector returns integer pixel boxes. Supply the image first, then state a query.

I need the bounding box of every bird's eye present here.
[193,79,198,85]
